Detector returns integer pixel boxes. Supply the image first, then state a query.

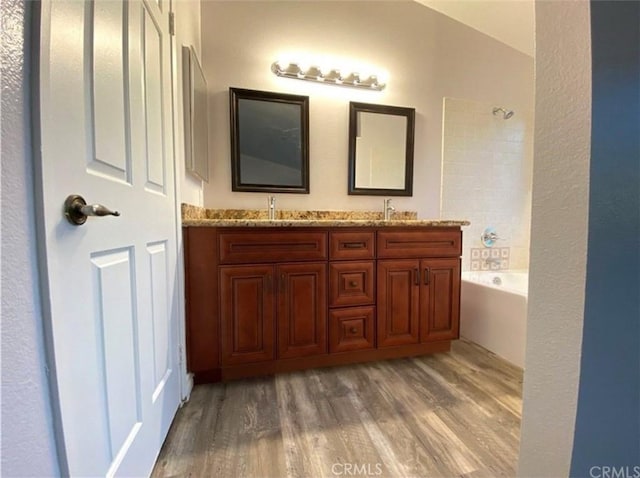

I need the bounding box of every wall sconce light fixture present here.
[271,61,386,91]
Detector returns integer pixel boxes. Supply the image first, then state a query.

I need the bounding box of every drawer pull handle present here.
[349,280,358,287]
[343,242,365,249]
[349,327,358,334]
[423,268,431,285]
[414,268,419,285]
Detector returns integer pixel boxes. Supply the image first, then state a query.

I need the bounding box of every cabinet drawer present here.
[219,230,327,264]
[329,231,375,260]
[329,306,375,353]
[329,261,375,307]
[377,230,461,258]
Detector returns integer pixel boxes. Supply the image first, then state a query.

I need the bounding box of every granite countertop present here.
[182,218,470,227]
[181,204,470,228]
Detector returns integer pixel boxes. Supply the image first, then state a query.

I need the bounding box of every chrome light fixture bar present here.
[271,61,386,91]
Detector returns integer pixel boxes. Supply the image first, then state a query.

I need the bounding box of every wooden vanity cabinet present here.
[328,231,376,353]
[376,230,461,347]
[377,258,460,347]
[217,229,327,367]
[219,262,327,365]
[184,225,462,383]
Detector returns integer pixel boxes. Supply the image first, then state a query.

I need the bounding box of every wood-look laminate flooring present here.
[152,339,523,478]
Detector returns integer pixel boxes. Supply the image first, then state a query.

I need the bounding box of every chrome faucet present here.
[268,195,276,220]
[383,198,395,221]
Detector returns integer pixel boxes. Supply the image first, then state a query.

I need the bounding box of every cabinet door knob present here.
[414,268,420,285]
[349,327,358,334]
[349,280,358,287]
[423,267,430,285]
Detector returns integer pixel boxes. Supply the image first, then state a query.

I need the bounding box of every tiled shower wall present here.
[441,98,534,271]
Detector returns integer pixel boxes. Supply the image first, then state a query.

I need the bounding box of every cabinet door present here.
[220,265,275,365]
[420,258,461,342]
[277,262,327,359]
[377,259,420,347]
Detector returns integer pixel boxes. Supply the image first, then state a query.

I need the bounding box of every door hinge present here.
[169,12,175,36]
[178,344,184,367]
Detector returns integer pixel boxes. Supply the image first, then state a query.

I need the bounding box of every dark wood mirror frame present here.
[348,102,415,196]
[230,88,310,194]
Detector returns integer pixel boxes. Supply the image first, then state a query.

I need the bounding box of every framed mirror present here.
[230,88,310,193]
[348,102,415,196]
[182,46,209,182]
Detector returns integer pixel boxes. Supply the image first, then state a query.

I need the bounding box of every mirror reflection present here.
[348,102,415,196]
[355,112,407,189]
[230,88,310,193]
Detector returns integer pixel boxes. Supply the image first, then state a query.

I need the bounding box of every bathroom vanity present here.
[183,213,468,383]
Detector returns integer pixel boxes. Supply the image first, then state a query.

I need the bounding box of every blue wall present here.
[571,2,640,476]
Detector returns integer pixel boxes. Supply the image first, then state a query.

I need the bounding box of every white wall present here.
[174,0,204,206]
[441,97,534,271]
[200,1,533,218]
[416,0,535,57]
[517,1,591,476]
[1,1,61,475]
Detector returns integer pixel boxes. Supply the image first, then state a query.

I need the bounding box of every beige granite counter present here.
[181,204,470,228]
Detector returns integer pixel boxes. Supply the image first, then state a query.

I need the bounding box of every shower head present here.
[492,107,514,119]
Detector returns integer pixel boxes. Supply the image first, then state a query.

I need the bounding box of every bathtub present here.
[460,271,528,368]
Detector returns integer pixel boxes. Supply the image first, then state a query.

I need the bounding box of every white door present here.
[36,0,181,475]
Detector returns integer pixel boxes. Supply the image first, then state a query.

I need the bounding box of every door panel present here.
[277,262,327,359]
[36,1,180,475]
[147,241,171,400]
[91,0,129,183]
[91,248,142,462]
[142,7,166,193]
[377,260,420,347]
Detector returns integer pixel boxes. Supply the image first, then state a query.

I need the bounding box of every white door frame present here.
[167,0,193,404]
